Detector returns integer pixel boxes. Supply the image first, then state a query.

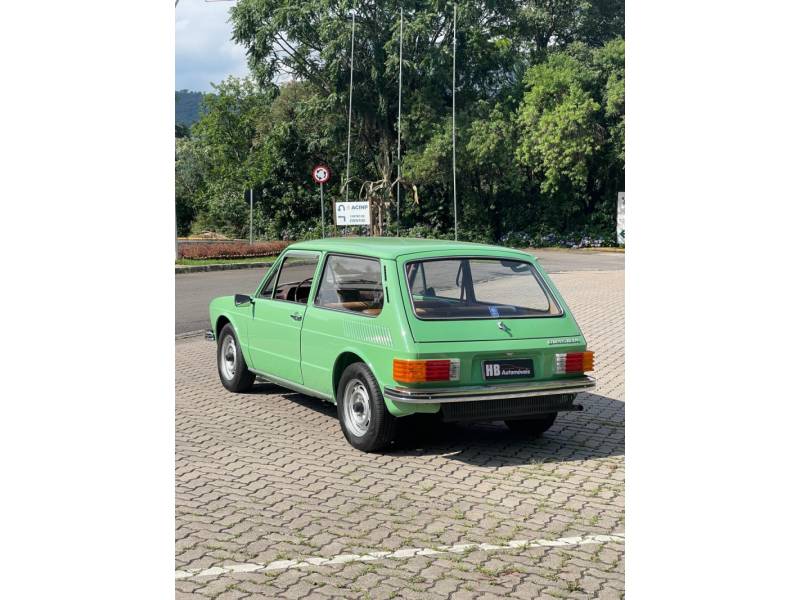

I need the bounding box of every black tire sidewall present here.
[217,324,253,392]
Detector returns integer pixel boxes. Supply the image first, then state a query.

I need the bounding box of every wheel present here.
[337,362,397,452]
[217,324,255,392]
[505,413,557,437]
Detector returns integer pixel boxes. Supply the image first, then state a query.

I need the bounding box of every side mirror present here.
[234,294,253,306]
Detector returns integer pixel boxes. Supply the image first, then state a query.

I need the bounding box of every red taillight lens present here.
[554,351,594,374]
[393,359,460,384]
[423,360,451,381]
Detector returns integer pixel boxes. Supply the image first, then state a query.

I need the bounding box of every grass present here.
[176,256,274,266]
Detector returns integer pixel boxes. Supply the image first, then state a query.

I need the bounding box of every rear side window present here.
[272,253,320,304]
[315,255,383,316]
[405,257,562,320]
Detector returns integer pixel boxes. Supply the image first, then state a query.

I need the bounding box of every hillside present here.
[175,90,204,126]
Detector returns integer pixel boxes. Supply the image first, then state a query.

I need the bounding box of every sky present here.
[175,0,249,92]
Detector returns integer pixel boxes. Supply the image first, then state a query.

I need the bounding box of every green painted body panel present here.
[209,238,588,418]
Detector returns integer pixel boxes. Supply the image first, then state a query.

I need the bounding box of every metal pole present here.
[345,12,355,204]
[452,3,458,241]
[249,188,254,244]
[396,7,403,237]
[320,183,325,238]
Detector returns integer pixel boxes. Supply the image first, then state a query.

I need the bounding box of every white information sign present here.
[617,192,625,245]
[335,201,371,226]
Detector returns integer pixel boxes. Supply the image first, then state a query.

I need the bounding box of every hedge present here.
[179,241,290,260]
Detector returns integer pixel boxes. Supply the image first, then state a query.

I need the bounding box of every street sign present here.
[335,201,371,226]
[312,164,331,184]
[617,192,625,244]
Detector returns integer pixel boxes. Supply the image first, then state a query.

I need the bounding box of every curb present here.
[176,330,205,339]
[175,261,272,274]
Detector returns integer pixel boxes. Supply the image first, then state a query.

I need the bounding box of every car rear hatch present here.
[396,251,582,344]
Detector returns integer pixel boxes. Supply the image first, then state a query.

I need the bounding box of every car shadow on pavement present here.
[388,393,624,466]
[254,383,624,466]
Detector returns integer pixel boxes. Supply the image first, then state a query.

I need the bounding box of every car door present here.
[249,250,321,384]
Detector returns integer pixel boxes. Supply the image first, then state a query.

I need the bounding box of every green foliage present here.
[175,90,205,126]
[176,2,624,245]
[516,39,624,232]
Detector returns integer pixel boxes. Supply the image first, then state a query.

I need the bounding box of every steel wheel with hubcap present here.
[337,362,396,452]
[216,323,255,393]
[342,379,372,437]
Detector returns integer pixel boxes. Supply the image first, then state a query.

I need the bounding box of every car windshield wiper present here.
[339,278,380,284]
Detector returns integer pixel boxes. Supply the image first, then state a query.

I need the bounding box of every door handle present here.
[290,312,303,321]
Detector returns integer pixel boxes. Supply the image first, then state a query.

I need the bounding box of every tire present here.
[505,413,557,437]
[217,324,255,393]
[337,362,397,452]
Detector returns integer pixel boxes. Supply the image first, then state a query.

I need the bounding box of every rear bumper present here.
[205,329,216,341]
[383,376,595,404]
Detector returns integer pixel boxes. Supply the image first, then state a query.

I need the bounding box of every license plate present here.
[482,359,534,380]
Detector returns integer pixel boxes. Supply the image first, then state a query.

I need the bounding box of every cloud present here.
[176,0,249,92]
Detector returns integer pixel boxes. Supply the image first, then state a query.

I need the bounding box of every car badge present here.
[497,321,511,334]
[547,337,581,345]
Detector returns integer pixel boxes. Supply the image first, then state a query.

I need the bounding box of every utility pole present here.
[249,188,254,244]
[345,11,355,205]
[345,11,356,237]
[396,7,403,236]
[452,3,458,241]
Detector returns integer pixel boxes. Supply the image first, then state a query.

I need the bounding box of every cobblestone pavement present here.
[176,270,624,599]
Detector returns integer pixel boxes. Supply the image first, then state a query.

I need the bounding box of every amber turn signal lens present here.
[393,359,460,383]
[393,359,427,383]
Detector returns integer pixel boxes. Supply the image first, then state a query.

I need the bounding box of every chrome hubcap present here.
[342,380,371,437]
[220,336,236,380]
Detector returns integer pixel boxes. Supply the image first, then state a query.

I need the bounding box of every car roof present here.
[287,237,533,260]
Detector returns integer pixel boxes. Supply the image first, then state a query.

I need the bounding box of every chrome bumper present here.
[205,329,216,341]
[384,376,595,404]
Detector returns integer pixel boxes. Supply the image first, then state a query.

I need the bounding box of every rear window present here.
[404,257,562,320]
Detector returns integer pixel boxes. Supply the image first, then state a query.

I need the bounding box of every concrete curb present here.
[176,330,205,339]
[176,261,272,274]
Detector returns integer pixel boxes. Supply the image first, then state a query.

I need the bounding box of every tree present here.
[187,77,276,237]
[177,2,625,245]
[230,0,523,234]
[515,38,624,232]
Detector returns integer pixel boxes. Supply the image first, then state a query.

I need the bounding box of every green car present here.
[207,238,595,452]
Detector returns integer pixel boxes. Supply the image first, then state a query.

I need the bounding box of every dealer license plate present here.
[482,359,534,380]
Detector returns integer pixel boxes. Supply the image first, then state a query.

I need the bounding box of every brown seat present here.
[322,301,381,315]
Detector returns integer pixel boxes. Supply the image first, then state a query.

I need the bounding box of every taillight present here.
[554,351,594,374]
[393,359,460,384]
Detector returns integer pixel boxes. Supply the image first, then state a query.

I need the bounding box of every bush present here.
[179,241,290,260]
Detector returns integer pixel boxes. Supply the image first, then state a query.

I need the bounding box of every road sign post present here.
[312,164,331,238]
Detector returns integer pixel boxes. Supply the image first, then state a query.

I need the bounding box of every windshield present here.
[404,257,563,320]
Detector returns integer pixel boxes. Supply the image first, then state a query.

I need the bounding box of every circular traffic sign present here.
[312,164,331,184]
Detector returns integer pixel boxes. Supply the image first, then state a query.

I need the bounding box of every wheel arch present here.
[215,315,232,339]
[331,350,371,401]
[214,314,252,366]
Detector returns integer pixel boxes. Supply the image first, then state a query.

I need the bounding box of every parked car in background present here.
[208,238,595,452]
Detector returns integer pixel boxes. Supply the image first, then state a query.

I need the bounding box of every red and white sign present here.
[312,164,331,184]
